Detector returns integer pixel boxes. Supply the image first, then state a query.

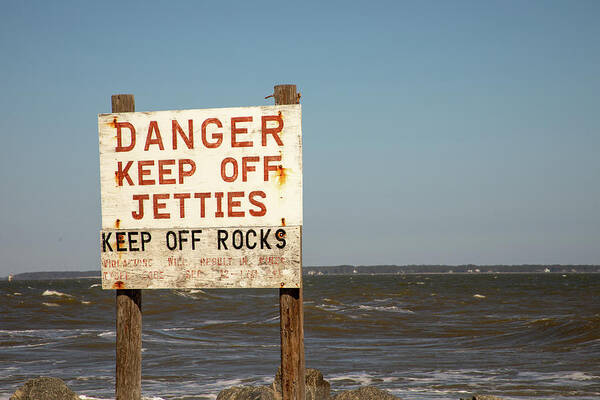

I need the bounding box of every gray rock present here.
[332,386,400,400]
[460,396,504,400]
[273,368,331,400]
[10,377,79,400]
[217,385,276,400]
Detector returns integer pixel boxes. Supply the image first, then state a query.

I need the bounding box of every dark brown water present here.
[1,274,599,399]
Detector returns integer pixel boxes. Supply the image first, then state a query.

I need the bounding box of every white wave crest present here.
[42,290,73,298]
[42,302,60,307]
[317,304,341,311]
[78,396,166,400]
[358,305,414,314]
[161,327,195,332]
[563,372,598,381]
[8,342,52,349]
[329,372,374,386]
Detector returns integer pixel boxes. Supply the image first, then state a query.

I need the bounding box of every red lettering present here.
[172,120,193,149]
[116,161,134,186]
[221,157,238,182]
[264,155,282,181]
[231,117,253,147]
[158,159,176,184]
[202,118,223,148]
[261,115,284,146]
[115,122,136,152]
[242,156,259,182]
[138,160,155,185]
[249,191,267,216]
[194,192,211,218]
[215,192,224,218]
[178,159,196,184]
[173,193,190,218]
[144,121,165,151]
[228,192,245,217]
[132,194,149,220]
[153,194,170,219]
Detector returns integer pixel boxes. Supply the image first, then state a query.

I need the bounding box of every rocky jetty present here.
[9,374,505,399]
[331,386,399,400]
[217,368,399,400]
[10,377,79,400]
[218,385,276,400]
[273,368,331,400]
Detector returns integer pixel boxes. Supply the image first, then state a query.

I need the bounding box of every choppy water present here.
[1,274,599,399]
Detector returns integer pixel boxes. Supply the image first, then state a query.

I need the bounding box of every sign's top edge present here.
[98,104,301,118]
[100,225,302,231]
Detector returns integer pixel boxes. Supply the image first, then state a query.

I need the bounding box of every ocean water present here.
[1,274,598,399]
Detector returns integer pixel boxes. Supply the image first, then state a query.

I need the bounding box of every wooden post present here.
[112,94,142,400]
[274,84,305,400]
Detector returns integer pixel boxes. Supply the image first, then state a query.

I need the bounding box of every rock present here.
[331,386,400,400]
[217,385,276,400]
[273,368,331,400]
[10,377,79,400]
[304,369,331,400]
[460,396,504,400]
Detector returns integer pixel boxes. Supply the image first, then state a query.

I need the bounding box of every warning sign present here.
[98,105,302,289]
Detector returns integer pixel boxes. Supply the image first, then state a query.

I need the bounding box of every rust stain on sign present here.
[115,219,121,229]
[281,217,286,227]
[276,165,288,186]
[277,111,284,136]
[112,281,125,289]
[108,117,118,129]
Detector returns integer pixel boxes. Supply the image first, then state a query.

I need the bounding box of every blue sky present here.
[1,0,598,276]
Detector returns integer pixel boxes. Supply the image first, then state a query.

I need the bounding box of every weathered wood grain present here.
[116,289,141,400]
[111,94,142,400]
[275,85,305,400]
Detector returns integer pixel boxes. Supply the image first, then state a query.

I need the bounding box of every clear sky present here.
[1,0,598,276]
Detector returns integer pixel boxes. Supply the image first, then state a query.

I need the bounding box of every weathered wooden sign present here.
[98,105,302,289]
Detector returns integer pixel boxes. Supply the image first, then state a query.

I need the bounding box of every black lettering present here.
[246,229,257,249]
[128,232,139,251]
[166,231,177,250]
[232,230,243,249]
[260,229,271,249]
[191,230,202,250]
[178,230,189,250]
[116,232,127,252]
[141,232,151,251]
[102,232,113,252]
[217,230,228,250]
[275,229,286,249]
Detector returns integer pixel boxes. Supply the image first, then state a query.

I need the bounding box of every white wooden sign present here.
[98,105,302,289]
[101,227,301,289]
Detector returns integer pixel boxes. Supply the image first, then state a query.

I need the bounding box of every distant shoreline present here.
[3,265,599,280]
